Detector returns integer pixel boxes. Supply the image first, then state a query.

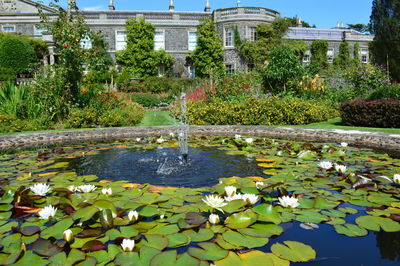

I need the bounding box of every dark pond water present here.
[67,147,264,188]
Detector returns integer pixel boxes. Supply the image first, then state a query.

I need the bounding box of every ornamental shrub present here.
[340,99,400,128]
[173,97,338,126]
[0,38,36,74]
[131,93,160,107]
[367,84,400,100]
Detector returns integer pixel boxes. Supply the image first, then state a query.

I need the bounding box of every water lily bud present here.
[156,138,165,144]
[128,210,139,222]
[256,182,264,189]
[21,242,26,252]
[394,174,400,185]
[209,214,220,225]
[235,134,241,139]
[136,138,141,142]
[245,138,254,144]
[63,229,73,243]
[28,172,32,177]
[101,188,112,196]
[121,239,135,252]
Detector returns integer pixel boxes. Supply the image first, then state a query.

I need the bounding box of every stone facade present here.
[0,0,374,76]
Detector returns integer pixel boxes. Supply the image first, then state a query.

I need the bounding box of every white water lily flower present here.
[156,138,165,144]
[256,182,264,189]
[209,214,220,224]
[335,164,347,173]
[135,138,141,142]
[340,142,348,148]
[242,194,259,205]
[101,188,112,196]
[278,196,300,208]
[298,150,312,158]
[169,132,175,138]
[78,185,97,193]
[337,150,346,156]
[29,183,50,196]
[202,195,227,212]
[245,138,254,144]
[121,239,135,252]
[276,151,283,156]
[224,193,243,202]
[394,174,400,185]
[235,134,241,139]
[128,210,139,222]
[318,161,333,170]
[224,186,237,197]
[38,205,57,220]
[68,186,77,192]
[63,229,73,242]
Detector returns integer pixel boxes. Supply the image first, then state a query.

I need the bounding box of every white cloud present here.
[82,6,105,11]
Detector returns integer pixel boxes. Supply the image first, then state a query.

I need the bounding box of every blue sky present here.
[73,0,373,29]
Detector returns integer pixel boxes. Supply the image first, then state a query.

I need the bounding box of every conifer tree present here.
[370,0,400,80]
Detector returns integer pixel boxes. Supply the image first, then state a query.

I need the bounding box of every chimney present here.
[169,0,174,12]
[296,17,302,27]
[204,0,210,12]
[109,0,115,10]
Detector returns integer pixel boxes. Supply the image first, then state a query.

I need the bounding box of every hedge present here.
[172,97,339,126]
[0,38,36,74]
[340,99,400,128]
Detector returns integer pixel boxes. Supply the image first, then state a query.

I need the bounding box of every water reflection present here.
[376,231,400,262]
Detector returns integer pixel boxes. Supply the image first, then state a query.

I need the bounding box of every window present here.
[327,49,334,63]
[248,27,257,42]
[361,49,368,63]
[303,50,311,63]
[188,32,198,51]
[226,64,235,75]
[154,31,165,50]
[188,66,195,79]
[80,36,92,50]
[158,65,166,77]
[2,26,15,32]
[225,28,234,47]
[115,31,127,51]
[34,26,46,36]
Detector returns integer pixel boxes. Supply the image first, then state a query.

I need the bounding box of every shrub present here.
[340,99,400,128]
[131,93,160,107]
[0,67,16,82]
[65,107,99,128]
[0,38,36,74]
[367,84,400,100]
[173,97,338,126]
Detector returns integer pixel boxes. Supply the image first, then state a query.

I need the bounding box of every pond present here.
[0,135,399,265]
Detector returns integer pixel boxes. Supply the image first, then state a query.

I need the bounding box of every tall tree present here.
[334,41,352,69]
[187,19,225,78]
[370,0,400,80]
[347,23,370,33]
[308,40,328,74]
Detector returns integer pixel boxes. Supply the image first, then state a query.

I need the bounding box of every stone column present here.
[205,0,210,12]
[169,0,174,12]
[49,47,55,65]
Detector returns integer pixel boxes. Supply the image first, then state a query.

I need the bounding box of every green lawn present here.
[138,110,177,126]
[289,117,400,134]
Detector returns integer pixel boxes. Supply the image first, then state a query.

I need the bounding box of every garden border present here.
[0,126,400,152]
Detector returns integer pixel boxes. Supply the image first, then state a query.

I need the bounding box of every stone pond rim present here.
[0,125,399,152]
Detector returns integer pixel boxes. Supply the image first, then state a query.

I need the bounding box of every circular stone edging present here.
[0,126,399,152]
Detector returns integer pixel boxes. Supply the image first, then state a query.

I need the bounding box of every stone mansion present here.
[0,0,374,77]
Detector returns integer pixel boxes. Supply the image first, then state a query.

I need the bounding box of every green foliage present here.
[117,18,173,78]
[39,8,90,102]
[131,93,161,107]
[308,40,328,74]
[262,46,305,93]
[347,23,370,33]
[0,82,30,117]
[174,97,338,126]
[236,18,292,66]
[0,68,16,82]
[66,102,144,128]
[370,0,400,80]
[334,42,352,69]
[353,43,360,65]
[187,19,225,78]
[0,38,36,74]
[368,84,400,100]
[0,32,48,59]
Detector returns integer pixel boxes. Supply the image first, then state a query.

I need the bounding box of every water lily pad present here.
[356,215,400,232]
[93,200,117,217]
[120,226,139,237]
[334,223,368,237]
[140,206,159,217]
[188,242,229,261]
[253,204,281,224]
[271,241,316,262]
[20,226,40,236]
[143,234,169,250]
[167,233,190,248]
[40,218,74,239]
[146,224,180,235]
[238,223,283,238]
[239,251,289,266]
[225,210,257,229]
[32,239,63,257]
[72,206,99,222]
[222,229,269,249]
[183,229,214,242]
[222,200,247,213]
[150,250,200,266]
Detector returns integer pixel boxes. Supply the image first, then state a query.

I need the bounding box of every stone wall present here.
[1,126,399,153]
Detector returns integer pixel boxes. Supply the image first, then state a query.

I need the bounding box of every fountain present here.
[177,92,189,163]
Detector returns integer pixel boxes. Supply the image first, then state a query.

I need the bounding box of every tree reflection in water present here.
[376,231,400,262]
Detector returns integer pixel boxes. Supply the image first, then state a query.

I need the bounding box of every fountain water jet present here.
[177,93,189,163]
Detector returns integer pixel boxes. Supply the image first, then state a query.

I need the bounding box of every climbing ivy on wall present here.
[117,18,173,78]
